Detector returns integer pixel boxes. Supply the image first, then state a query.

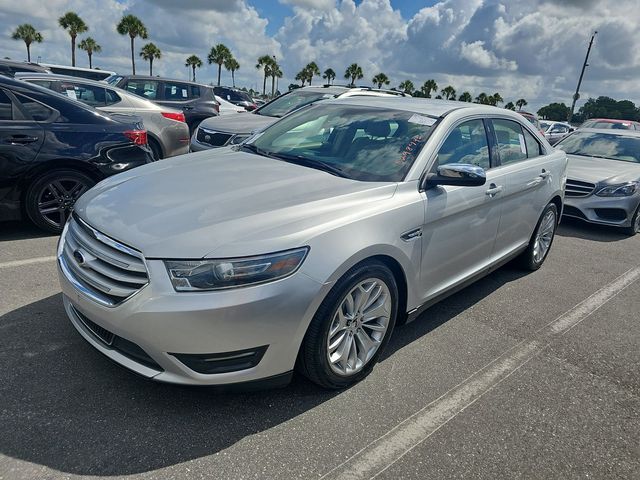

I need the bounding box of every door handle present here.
[4,135,39,145]
[539,170,551,179]
[485,184,503,197]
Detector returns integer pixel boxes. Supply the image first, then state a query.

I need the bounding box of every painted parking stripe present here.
[321,266,640,480]
[0,256,57,269]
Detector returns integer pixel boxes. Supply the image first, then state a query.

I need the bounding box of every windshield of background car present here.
[251,104,436,182]
[581,120,635,130]
[556,132,640,163]
[255,90,336,118]
[104,74,123,86]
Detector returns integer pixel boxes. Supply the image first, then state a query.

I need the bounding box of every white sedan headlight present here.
[165,247,309,291]
[596,182,638,197]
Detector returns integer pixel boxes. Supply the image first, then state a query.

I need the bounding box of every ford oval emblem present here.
[73,250,85,265]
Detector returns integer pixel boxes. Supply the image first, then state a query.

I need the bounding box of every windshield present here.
[103,74,123,86]
[255,90,336,118]
[246,104,436,182]
[556,132,640,163]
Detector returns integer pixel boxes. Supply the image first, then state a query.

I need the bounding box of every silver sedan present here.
[57,98,566,389]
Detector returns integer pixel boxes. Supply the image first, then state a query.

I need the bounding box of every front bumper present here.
[563,194,640,227]
[58,255,327,386]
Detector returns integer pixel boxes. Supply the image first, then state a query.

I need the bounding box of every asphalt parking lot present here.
[0,218,638,479]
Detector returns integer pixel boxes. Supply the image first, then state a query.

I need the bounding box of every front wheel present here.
[518,203,558,271]
[622,205,640,236]
[297,261,398,389]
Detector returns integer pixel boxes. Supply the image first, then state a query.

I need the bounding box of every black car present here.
[212,86,257,111]
[106,75,219,133]
[0,59,50,77]
[0,76,153,233]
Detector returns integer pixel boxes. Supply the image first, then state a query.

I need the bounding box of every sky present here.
[1,0,639,113]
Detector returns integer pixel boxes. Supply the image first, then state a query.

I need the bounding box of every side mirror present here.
[423,164,487,189]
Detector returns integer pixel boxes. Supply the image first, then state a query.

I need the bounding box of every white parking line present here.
[0,256,57,269]
[322,266,640,480]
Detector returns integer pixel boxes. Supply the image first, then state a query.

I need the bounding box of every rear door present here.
[420,118,505,300]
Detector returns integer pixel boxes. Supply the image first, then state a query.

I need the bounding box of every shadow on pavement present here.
[557,217,629,243]
[0,263,527,476]
[0,221,56,242]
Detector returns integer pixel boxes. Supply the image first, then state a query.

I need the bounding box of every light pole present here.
[568,31,597,123]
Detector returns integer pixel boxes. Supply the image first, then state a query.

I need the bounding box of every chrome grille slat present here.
[566,178,596,198]
[60,216,149,305]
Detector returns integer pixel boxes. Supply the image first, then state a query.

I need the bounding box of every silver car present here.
[57,98,566,389]
[556,128,640,235]
[16,73,190,160]
[540,121,574,145]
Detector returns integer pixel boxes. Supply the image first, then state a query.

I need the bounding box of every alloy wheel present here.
[37,178,89,230]
[533,209,556,264]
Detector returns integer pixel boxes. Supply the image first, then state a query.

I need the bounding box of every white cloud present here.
[459,40,517,71]
[279,0,335,11]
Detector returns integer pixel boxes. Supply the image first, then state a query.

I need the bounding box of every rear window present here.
[256,90,335,118]
[14,93,55,121]
[164,82,193,101]
[124,80,159,100]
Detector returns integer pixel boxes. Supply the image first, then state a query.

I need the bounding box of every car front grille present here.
[60,214,149,306]
[196,127,233,147]
[565,179,596,197]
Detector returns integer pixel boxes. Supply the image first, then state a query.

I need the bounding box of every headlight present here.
[596,182,638,197]
[165,247,309,291]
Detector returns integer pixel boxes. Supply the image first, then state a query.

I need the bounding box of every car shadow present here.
[0,264,527,476]
[0,221,56,242]
[557,217,629,243]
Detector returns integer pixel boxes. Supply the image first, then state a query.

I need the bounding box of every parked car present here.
[518,111,543,133]
[540,121,575,145]
[213,86,257,111]
[16,73,190,160]
[0,59,50,77]
[58,98,566,389]
[215,95,247,115]
[0,75,153,233]
[39,63,115,81]
[579,118,640,130]
[191,85,409,151]
[556,128,640,235]
[107,75,219,133]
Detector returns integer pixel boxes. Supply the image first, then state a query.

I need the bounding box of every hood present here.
[74,148,397,258]
[566,154,640,185]
[198,112,277,134]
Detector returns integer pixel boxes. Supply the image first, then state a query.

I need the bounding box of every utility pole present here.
[568,31,597,123]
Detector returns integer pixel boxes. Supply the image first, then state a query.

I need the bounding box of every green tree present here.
[578,96,640,121]
[475,92,490,104]
[270,62,283,97]
[441,85,456,100]
[458,91,473,102]
[116,15,148,75]
[398,80,414,95]
[504,101,516,110]
[515,98,528,110]
[185,54,203,82]
[304,62,320,85]
[537,102,570,121]
[491,92,503,106]
[256,55,276,96]
[58,12,87,67]
[140,42,161,76]
[208,44,231,86]
[420,79,438,98]
[224,57,240,87]
[322,68,336,85]
[344,63,364,86]
[372,72,390,89]
[11,24,43,62]
[295,69,307,87]
[78,37,101,69]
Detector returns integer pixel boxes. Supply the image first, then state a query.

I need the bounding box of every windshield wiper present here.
[267,152,351,178]
[237,143,272,157]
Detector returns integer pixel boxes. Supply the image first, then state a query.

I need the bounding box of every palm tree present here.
[140,42,161,76]
[344,63,363,86]
[504,101,516,111]
[295,69,307,87]
[420,79,438,98]
[372,73,390,89]
[11,24,43,62]
[516,98,528,110]
[458,91,473,102]
[271,63,283,97]
[398,80,414,95]
[208,44,231,86]
[224,57,240,87]
[78,37,101,69]
[304,62,320,85]
[185,55,202,82]
[256,55,276,96]
[489,92,503,106]
[475,92,490,104]
[58,12,88,67]
[322,68,336,85]
[116,15,148,75]
[441,85,456,100]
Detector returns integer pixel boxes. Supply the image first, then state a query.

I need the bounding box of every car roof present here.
[571,128,640,137]
[584,118,640,124]
[117,75,208,87]
[15,72,112,87]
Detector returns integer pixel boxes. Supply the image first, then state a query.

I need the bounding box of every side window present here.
[492,119,527,165]
[0,90,14,120]
[104,89,121,106]
[164,82,191,101]
[29,80,54,90]
[14,93,55,122]
[125,80,159,100]
[190,85,200,98]
[436,119,490,170]
[59,82,107,107]
[523,128,542,158]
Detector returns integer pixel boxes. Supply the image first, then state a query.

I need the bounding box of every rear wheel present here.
[518,203,558,271]
[25,169,95,233]
[298,261,398,389]
[148,137,163,161]
[622,205,640,236]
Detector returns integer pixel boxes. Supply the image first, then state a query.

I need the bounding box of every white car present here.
[215,95,246,115]
[540,121,574,146]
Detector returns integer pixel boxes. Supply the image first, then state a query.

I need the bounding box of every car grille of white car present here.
[196,127,233,147]
[565,179,596,197]
[59,215,149,306]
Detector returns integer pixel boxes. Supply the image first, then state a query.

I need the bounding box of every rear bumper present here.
[563,194,640,227]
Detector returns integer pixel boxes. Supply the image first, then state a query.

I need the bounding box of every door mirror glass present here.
[424,163,486,188]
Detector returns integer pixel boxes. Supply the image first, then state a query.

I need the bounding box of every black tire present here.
[622,205,640,236]
[518,203,558,271]
[148,137,163,161]
[25,169,95,234]
[297,260,398,389]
